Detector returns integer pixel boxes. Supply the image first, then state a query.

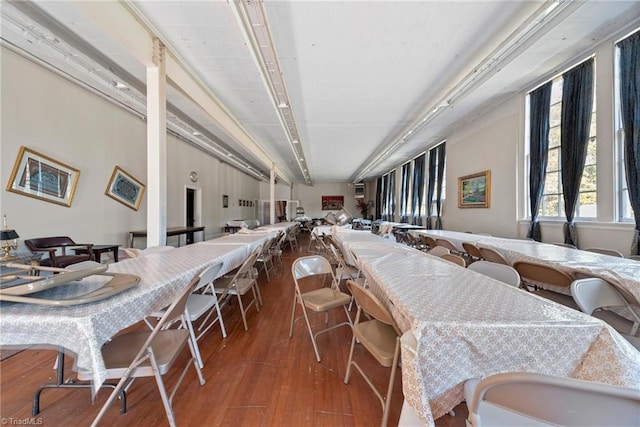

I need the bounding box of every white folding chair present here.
[468,261,521,287]
[78,277,205,427]
[290,255,352,362]
[465,372,640,427]
[214,245,263,331]
[571,277,640,348]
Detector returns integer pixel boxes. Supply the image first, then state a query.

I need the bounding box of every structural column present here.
[146,38,167,246]
[270,166,276,225]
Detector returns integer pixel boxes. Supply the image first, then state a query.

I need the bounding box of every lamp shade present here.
[0,229,19,240]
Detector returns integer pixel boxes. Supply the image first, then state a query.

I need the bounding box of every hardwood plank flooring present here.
[0,232,467,426]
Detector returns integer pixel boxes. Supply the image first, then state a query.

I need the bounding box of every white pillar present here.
[270,166,276,224]
[146,38,167,247]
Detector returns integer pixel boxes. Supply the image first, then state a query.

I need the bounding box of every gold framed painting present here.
[458,170,491,208]
[6,146,80,207]
[105,166,145,211]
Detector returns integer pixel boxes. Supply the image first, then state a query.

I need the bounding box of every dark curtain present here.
[425,150,437,229]
[434,143,446,230]
[381,174,389,221]
[375,176,383,220]
[560,59,594,247]
[411,154,425,225]
[400,163,411,222]
[527,82,553,242]
[388,170,396,221]
[619,31,640,255]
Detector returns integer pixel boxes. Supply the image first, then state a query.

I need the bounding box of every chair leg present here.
[184,315,204,369]
[236,292,249,331]
[289,295,298,337]
[344,334,358,384]
[147,347,178,427]
[381,339,401,427]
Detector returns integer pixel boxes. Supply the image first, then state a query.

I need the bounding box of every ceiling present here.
[3,1,640,186]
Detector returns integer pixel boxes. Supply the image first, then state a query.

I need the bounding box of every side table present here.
[74,244,121,263]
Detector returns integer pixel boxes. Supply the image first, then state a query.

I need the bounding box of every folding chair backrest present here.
[468,261,520,287]
[161,276,199,328]
[347,280,400,335]
[329,243,347,267]
[462,242,484,260]
[292,255,334,280]
[571,277,632,316]
[427,246,450,257]
[436,238,457,252]
[513,261,573,288]
[197,262,224,291]
[468,372,640,427]
[478,246,510,265]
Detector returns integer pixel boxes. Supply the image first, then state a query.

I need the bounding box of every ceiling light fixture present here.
[352,0,579,183]
[230,0,312,185]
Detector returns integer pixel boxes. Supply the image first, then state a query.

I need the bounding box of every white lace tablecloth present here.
[335,232,640,427]
[415,230,640,302]
[255,221,297,233]
[0,234,265,394]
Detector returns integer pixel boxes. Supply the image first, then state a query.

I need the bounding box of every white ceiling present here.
[3,1,640,185]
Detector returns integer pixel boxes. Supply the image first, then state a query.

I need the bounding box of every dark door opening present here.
[186,188,195,244]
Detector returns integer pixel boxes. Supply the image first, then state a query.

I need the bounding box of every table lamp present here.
[1,215,19,260]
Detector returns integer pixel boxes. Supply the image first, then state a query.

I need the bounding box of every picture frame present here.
[458,170,491,208]
[321,195,344,210]
[6,146,80,207]
[223,195,229,208]
[105,166,145,211]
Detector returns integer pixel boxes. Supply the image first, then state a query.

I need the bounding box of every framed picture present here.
[458,170,491,208]
[6,146,80,207]
[223,195,229,208]
[105,166,145,211]
[321,195,344,210]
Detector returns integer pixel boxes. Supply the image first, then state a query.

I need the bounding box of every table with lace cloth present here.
[0,235,268,394]
[415,229,640,302]
[334,229,640,427]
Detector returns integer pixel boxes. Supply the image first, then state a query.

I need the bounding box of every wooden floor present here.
[0,232,468,426]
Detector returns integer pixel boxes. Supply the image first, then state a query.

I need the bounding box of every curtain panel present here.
[425,150,437,229]
[434,143,446,230]
[375,176,383,220]
[400,163,411,223]
[412,154,425,225]
[388,170,396,221]
[560,58,594,247]
[619,31,640,255]
[527,82,553,242]
[381,174,389,221]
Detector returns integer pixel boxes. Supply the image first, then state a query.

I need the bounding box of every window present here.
[535,66,597,219]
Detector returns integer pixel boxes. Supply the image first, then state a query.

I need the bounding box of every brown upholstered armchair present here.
[24,237,94,268]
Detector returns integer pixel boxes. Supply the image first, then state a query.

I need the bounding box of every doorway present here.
[185,187,201,244]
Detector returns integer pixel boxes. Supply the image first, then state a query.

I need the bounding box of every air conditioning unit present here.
[354,183,364,198]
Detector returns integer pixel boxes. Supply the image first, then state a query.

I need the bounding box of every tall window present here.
[535,64,597,219]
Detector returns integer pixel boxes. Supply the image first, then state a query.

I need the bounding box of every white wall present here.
[1,47,259,249]
[292,182,360,219]
[444,97,521,237]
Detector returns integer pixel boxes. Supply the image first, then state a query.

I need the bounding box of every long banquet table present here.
[413,229,640,302]
[331,227,640,427]
[0,230,274,393]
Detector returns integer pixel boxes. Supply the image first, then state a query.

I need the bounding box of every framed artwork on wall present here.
[105,166,145,211]
[6,146,80,207]
[321,195,344,210]
[458,170,491,208]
